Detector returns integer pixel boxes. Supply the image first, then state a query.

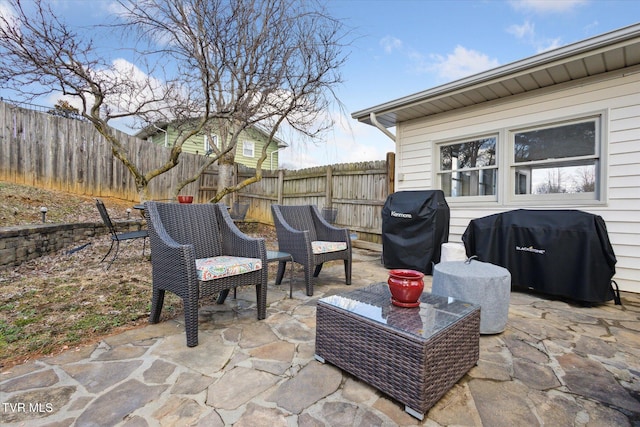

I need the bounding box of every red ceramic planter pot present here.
[387,269,425,306]
[177,195,194,204]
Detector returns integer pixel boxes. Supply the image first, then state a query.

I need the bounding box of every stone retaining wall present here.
[0,220,146,268]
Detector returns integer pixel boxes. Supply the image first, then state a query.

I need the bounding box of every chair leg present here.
[184,297,199,347]
[313,263,323,277]
[275,261,287,285]
[217,289,230,304]
[100,240,115,263]
[255,284,267,320]
[149,288,165,324]
[344,259,352,285]
[288,261,295,298]
[305,264,313,296]
[105,241,121,270]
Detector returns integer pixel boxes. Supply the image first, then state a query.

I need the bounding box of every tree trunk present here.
[217,156,234,206]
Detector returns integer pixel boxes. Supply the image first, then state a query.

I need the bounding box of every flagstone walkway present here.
[2,248,639,426]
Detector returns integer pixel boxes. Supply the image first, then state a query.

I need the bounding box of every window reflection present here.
[514,122,595,163]
[439,137,497,197]
[513,121,598,196]
[514,162,596,194]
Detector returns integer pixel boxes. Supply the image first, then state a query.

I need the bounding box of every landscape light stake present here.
[40,206,48,223]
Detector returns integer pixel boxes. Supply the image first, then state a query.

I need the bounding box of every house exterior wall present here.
[395,70,640,293]
[148,126,281,170]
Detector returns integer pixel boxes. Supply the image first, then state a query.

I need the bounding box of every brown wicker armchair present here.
[271,204,352,296]
[145,202,267,347]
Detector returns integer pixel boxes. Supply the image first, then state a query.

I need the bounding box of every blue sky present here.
[304,0,640,169]
[1,0,639,169]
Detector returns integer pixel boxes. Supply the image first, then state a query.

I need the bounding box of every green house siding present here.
[147,126,282,170]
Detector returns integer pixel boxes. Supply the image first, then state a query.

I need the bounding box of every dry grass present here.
[0,181,276,370]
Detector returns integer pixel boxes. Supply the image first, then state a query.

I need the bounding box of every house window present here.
[437,136,497,198]
[243,141,255,158]
[204,134,218,155]
[511,118,599,200]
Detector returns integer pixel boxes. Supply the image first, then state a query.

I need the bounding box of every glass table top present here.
[318,283,479,340]
[266,250,293,261]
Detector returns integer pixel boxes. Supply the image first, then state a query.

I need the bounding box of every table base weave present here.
[316,302,479,417]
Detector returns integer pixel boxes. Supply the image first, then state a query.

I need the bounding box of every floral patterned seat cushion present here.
[312,240,347,254]
[195,256,262,281]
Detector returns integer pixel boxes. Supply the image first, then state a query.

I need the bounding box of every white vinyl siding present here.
[395,71,640,293]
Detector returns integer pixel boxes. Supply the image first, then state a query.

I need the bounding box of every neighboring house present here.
[353,23,640,294]
[135,122,288,170]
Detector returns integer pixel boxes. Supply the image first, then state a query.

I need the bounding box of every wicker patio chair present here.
[271,204,352,296]
[96,199,148,269]
[144,201,267,347]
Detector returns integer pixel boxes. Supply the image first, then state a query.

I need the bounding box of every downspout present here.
[152,123,169,147]
[370,112,396,142]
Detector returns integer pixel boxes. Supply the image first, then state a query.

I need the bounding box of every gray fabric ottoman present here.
[432,260,511,334]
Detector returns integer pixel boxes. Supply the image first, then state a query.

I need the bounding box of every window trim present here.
[506,115,603,205]
[432,111,607,207]
[435,134,499,203]
[204,134,218,154]
[243,140,255,158]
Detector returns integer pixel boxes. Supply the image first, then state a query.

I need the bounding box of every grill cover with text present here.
[462,209,617,304]
[382,190,450,274]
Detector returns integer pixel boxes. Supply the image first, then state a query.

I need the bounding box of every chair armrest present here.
[311,206,351,243]
[145,202,199,284]
[151,230,197,275]
[216,204,267,261]
[272,207,313,255]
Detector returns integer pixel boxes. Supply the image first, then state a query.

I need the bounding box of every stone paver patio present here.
[2,247,639,426]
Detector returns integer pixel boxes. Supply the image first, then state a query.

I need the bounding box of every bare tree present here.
[535,168,566,194]
[0,0,349,203]
[48,99,83,121]
[572,166,596,193]
[0,0,196,201]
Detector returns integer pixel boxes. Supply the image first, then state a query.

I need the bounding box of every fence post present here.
[386,152,395,195]
[325,166,333,208]
[277,169,284,204]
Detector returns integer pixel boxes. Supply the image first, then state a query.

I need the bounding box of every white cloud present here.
[0,1,19,31]
[40,57,177,133]
[506,20,563,53]
[507,21,535,39]
[280,112,394,169]
[380,36,403,54]
[104,1,129,15]
[376,34,500,84]
[536,37,562,53]
[509,0,588,13]
[583,20,600,34]
[101,58,177,117]
[430,46,500,81]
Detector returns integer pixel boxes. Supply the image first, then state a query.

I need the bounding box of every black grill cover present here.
[462,209,617,304]
[382,190,449,274]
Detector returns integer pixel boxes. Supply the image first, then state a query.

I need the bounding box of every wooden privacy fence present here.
[1,100,395,244]
[0,100,206,202]
[213,153,395,244]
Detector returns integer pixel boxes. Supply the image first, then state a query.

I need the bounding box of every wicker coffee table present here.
[315,283,480,419]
